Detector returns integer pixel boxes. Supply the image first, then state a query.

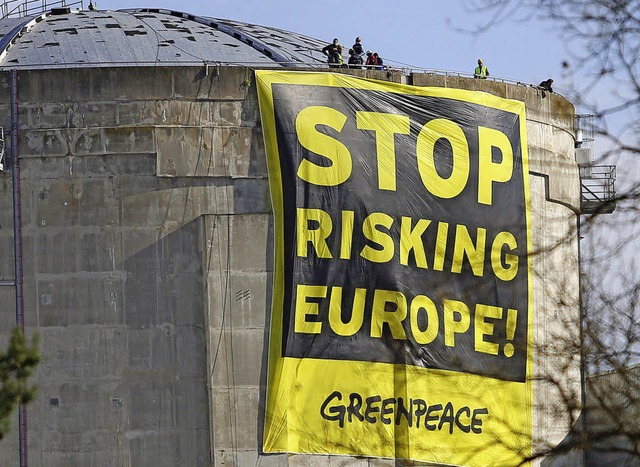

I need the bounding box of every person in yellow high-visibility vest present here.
[474,58,489,79]
[322,38,344,68]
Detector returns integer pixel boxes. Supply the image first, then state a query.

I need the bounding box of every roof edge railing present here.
[0,59,548,89]
[1,0,83,18]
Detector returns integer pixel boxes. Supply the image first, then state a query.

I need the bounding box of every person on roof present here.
[347,48,364,69]
[365,50,377,68]
[474,58,489,79]
[322,38,343,68]
[352,36,365,61]
[539,78,554,93]
[373,52,384,70]
[538,78,554,98]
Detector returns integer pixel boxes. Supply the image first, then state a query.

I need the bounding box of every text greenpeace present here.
[320,390,489,433]
[258,71,532,465]
[273,84,528,382]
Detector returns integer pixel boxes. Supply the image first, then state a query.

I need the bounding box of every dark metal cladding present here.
[0,8,329,69]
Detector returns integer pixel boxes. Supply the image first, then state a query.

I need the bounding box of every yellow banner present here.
[257,70,533,466]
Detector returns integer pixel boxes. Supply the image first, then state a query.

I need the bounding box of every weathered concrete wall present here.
[0,66,580,466]
[0,66,269,467]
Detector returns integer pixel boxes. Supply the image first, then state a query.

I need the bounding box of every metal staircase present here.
[575,114,616,214]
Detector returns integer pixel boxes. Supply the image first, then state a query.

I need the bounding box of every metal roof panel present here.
[0,9,329,69]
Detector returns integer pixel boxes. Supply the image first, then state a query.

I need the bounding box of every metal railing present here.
[580,165,616,214]
[0,59,545,93]
[575,114,595,144]
[1,0,83,18]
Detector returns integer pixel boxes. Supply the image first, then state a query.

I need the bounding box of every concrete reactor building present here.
[0,5,593,467]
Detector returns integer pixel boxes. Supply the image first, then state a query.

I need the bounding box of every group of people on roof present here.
[322,37,384,70]
[322,42,556,97]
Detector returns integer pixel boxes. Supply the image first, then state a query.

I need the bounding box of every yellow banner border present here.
[256,70,534,465]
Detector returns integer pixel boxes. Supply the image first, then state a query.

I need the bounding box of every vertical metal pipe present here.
[10,68,27,467]
[578,215,587,467]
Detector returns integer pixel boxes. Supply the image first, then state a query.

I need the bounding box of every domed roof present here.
[0,8,329,69]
